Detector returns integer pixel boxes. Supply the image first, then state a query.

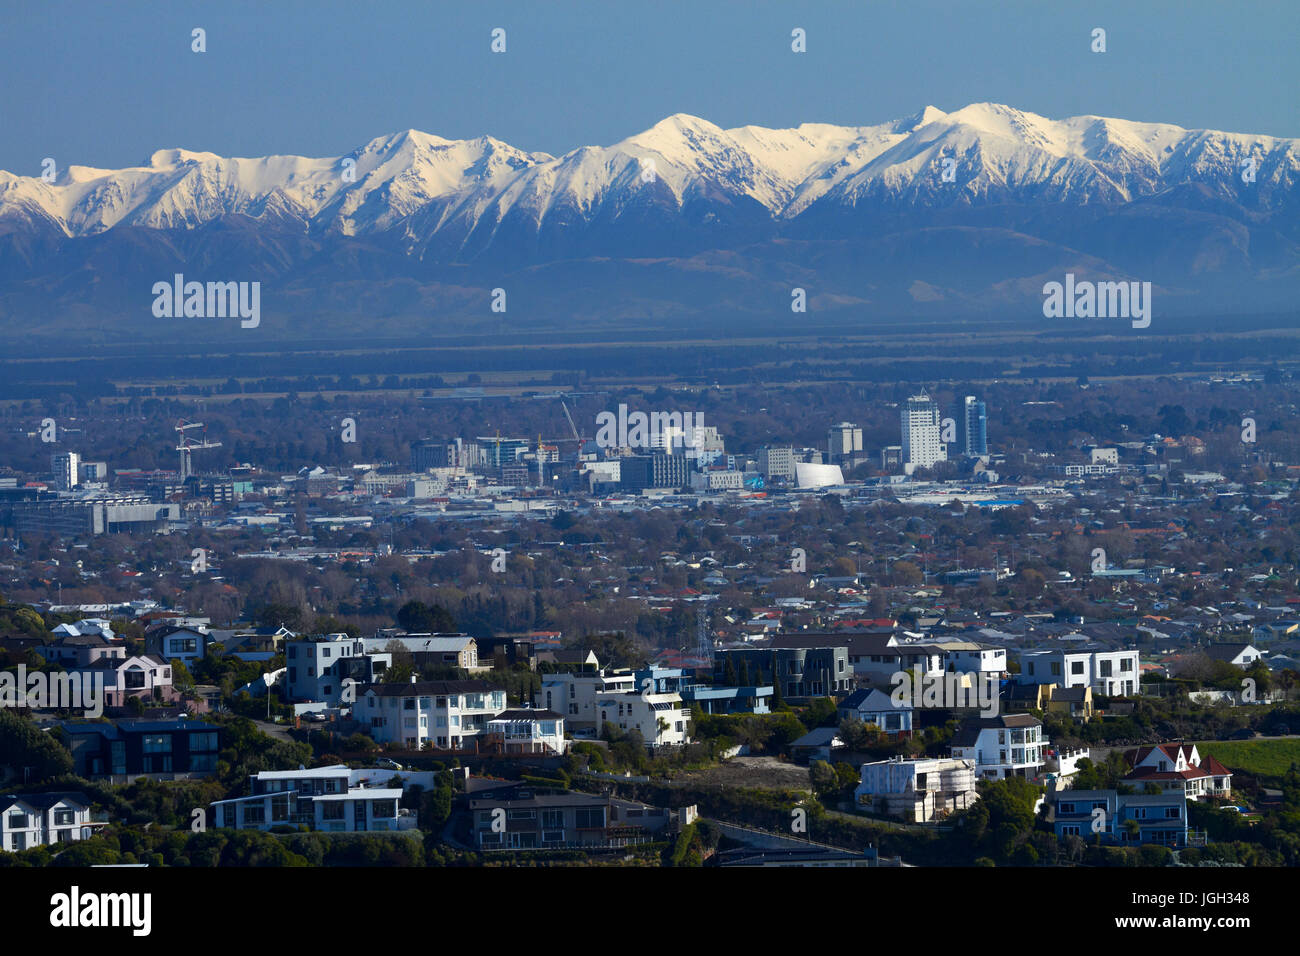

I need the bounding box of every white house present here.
[485,709,567,755]
[1122,744,1233,801]
[854,757,977,822]
[147,625,210,667]
[355,680,507,750]
[593,692,690,748]
[937,642,1008,675]
[1017,648,1139,696]
[0,792,102,849]
[950,714,1049,780]
[538,669,637,728]
[209,765,425,832]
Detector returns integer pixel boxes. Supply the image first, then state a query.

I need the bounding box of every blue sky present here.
[2,0,1295,171]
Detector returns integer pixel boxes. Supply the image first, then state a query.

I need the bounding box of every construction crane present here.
[539,396,588,459]
[175,420,222,480]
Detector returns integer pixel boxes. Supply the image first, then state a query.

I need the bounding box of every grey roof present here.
[362,680,494,697]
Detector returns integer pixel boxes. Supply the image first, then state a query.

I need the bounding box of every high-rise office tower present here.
[961,396,988,458]
[901,391,946,470]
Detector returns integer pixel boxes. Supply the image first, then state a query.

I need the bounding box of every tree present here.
[396,601,456,634]
[809,759,837,796]
[1,711,74,781]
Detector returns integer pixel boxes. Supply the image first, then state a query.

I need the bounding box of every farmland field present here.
[1194,739,1300,783]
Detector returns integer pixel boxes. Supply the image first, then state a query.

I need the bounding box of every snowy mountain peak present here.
[1,105,1294,241]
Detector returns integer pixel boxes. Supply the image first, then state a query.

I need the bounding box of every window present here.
[1165,807,1180,819]
[190,731,218,752]
[54,808,76,826]
[574,807,605,829]
[243,802,265,825]
[1070,661,1085,675]
[541,809,564,829]
[322,801,344,820]
[143,734,172,754]
[8,811,28,829]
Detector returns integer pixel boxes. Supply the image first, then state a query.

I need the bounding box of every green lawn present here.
[1194,739,1300,783]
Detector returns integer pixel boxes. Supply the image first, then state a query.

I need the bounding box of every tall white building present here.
[901,391,946,472]
[51,452,80,491]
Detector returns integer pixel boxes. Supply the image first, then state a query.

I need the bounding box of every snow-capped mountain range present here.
[0,104,1296,344]
[3,103,1295,249]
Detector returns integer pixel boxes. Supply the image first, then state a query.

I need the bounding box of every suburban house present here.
[950,714,1049,780]
[1045,685,1094,721]
[354,680,507,750]
[1017,648,1140,696]
[1122,744,1233,800]
[593,691,691,747]
[0,792,102,849]
[285,633,391,705]
[1205,643,1265,669]
[484,708,567,755]
[1049,788,1190,847]
[837,687,913,736]
[537,669,637,727]
[361,633,480,671]
[854,756,978,822]
[39,632,126,669]
[469,789,696,850]
[790,727,846,762]
[145,624,211,667]
[208,625,294,661]
[56,718,222,780]
[210,765,426,832]
[50,619,115,642]
[78,654,178,708]
[475,635,538,670]
[935,641,1008,675]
